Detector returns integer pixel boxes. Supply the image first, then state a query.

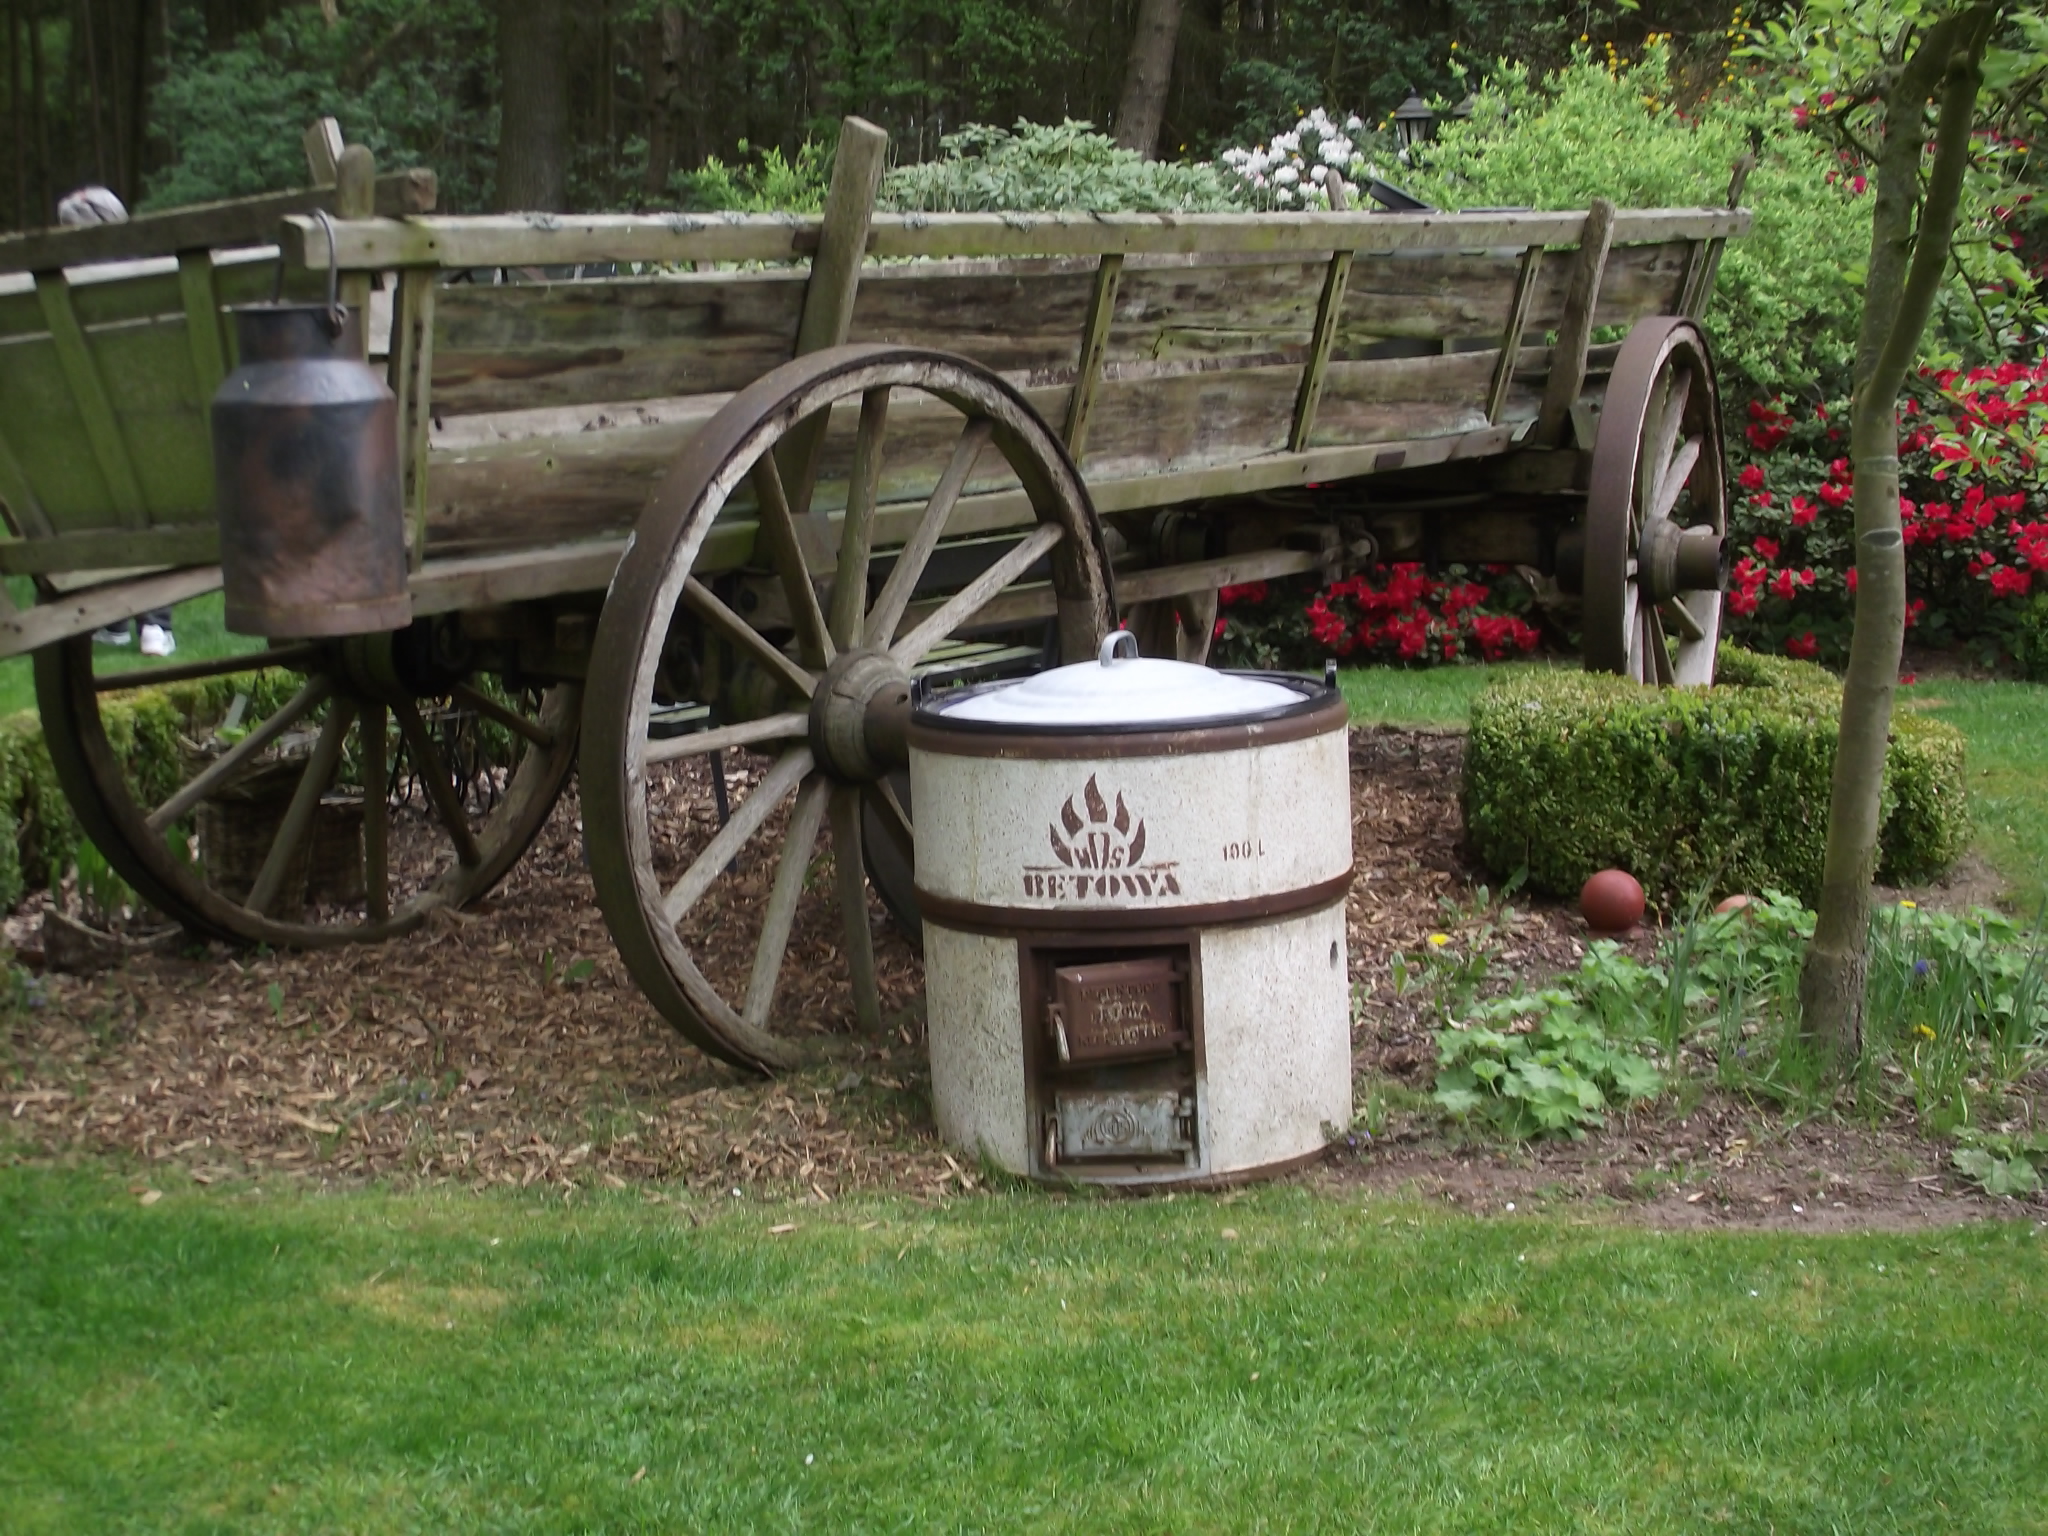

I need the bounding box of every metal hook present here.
[312,209,345,336]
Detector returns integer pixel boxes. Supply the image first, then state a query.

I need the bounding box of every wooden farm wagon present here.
[0,119,1750,1072]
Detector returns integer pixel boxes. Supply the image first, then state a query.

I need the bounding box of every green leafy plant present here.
[1951,1131,2046,1197]
[1433,978,1665,1138]
[880,120,1248,213]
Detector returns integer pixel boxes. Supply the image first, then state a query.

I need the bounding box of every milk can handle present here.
[1098,629,1139,666]
[312,210,346,337]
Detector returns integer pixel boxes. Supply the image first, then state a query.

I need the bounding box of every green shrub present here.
[880,120,1249,214]
[2013,594,2048,683]
[1462,649,1970,905]
[0,670,290,915]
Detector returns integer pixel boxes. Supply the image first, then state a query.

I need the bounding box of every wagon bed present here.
[0,120,1749,1070]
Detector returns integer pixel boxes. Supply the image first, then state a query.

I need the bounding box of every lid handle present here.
[1098,629,1139,666]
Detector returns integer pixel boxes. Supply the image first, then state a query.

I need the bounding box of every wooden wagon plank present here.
[1290,250,1355,451]
[0,524,217,575]
[396,271,439,570]
[283,206,1752,273]
[0,171,437,276]
[34,275,150,528]
[0,565,223,658]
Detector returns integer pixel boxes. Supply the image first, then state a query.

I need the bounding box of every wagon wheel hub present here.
[1635,519,1728,606]
[808,648,912,784]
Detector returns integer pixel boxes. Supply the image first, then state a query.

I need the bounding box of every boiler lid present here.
[933,630,1313,728]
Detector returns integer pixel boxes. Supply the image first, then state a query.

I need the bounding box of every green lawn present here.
[1904,679,2048,914]
[1,1166,2043,1533]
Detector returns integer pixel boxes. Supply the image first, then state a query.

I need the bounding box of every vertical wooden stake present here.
[334,143,376,363]
[303,117,344,185]
[1533,197,1616,449]
[1289,174,1354,453]
[396,269,438,571]
[1680,153,1755,318]
[1485,244,1545,425]
[776,116,889,519]
[177,248,227,404]
[1062,253,1124,463]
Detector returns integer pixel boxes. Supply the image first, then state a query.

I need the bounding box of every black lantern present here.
[1392,89,1435,151]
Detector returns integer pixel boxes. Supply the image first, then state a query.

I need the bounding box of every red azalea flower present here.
[1907,599,1926,627]
[1990,566,2033,598]
[1771,569,1797,601]
[1737,464,1766,491]
[1218,580,1269,606]
[1785,632,1819,659]
[1727,587,1759,617]
[1845,567,1858,594]
[1752,536,1781,561]
[1827,457,1853,483]
[1819,482,1853,508]
[1790,496,1817,527]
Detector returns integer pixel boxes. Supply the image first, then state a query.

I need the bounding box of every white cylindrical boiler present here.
[909,632,1354,1185]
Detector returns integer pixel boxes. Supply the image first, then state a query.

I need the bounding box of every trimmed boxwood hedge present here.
[1462,649,1971,906]
[0,672,258,915]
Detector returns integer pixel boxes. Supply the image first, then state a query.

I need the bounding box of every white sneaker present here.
[93,625,131,646]
[139,623,175,657]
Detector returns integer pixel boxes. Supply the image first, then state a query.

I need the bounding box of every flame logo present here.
[1048,775,1148,870]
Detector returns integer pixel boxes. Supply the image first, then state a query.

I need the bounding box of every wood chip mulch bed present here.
[3,727,2036,1225]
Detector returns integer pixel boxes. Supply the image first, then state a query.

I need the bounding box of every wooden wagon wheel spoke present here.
[145,674,332,833]
[1649,435,1703,528]
[661,745,816,924]
[742,776,830,1027]
[392,696,484,868]
[749,453,835,669]
[248,696,357,916]
[828,784,883,1032]
[680,578,816,700]
[891,520,1065,666]
[1581,317,1729,689]
[585,344,1115,1072]
[830,387,892,652]
[448,681,557,750]
[645,711,810,767]
[864,417,994,648]
[362,700,390,924]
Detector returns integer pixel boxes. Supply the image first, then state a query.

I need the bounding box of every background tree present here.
[493,0,568,210]
[1759,0,2033,1061]
[1115,0,1187,156]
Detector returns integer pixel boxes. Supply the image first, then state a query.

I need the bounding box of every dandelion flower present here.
[1899,899,1917,909]
[1427,933,1451,948]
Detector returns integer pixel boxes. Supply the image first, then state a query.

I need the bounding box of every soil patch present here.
[3,727,2037,1227]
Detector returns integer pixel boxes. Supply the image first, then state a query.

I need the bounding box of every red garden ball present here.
[1580,869,1645,934]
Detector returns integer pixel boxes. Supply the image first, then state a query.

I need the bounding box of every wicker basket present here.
[198,759,365,919]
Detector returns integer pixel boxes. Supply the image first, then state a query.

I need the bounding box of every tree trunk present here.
[494,0,569,212]
[1799,7,1995,1064]
[1114,0,1185,157]
[641,4,682,200]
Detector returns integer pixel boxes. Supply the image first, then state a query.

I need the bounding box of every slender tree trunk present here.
[28,0,49,218]
[10,0,24,227]
[641,4,682,200]
[1799,7,1996,1063]
[1115,0,1185,157]
[494,0,569,211]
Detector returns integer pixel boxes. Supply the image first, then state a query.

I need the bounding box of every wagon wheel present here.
[34,630,580,947]
[1582,316,1730,686]
[583,343,1117,1072]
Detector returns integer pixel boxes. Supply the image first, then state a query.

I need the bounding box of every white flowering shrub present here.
[1216,107,1389,210]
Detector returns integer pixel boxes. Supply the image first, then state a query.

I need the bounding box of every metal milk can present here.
[210,214,411,638]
